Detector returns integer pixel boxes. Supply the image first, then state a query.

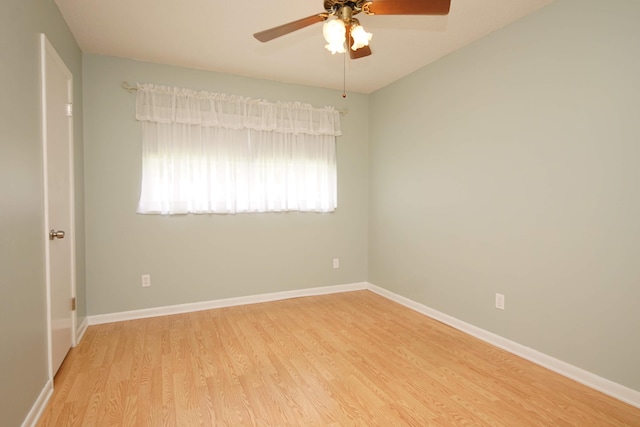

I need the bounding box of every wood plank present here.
[37,291,640,426]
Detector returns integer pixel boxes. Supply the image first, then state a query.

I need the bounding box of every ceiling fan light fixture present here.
[253,0,452,61]
[350,24,372,51]
[323,19,346,54]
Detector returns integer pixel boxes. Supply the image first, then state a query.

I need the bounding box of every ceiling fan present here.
[254,0,451,59]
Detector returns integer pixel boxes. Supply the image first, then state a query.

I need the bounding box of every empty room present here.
[2,0,640,425]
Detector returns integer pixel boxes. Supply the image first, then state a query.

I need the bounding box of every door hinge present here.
[65,103,73,117]
[71,297,76,311]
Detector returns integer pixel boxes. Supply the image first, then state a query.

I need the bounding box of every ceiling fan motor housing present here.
[324,0,366,19]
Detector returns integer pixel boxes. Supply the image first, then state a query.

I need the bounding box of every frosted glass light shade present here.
[350,24,372,50]
[323,19,346,54]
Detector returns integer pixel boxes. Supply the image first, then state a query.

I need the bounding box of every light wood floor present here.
[38,291,640,426]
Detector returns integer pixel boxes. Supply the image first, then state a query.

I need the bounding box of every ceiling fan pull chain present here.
[342,48,347,98]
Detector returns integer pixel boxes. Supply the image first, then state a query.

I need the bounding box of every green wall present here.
[4,1,638,423]
[0,0,85,425]
[369,0,640,391]
[82,55,369,315]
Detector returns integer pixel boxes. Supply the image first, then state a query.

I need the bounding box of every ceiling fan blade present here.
[350,45,372,59]
[254,13,329,42]
[346,24,372,59]
[363,0,451,15]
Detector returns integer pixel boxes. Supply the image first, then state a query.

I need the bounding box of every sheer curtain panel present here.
[135,84,341,214]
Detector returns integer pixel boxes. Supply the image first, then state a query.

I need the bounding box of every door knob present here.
[49,229,65,240]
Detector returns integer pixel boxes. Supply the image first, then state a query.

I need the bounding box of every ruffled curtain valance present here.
[135,84,342,136]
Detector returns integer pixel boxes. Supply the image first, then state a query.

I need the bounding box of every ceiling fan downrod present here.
[339,4,354,22]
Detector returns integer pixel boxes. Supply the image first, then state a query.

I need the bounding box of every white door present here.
[41,34,76,377]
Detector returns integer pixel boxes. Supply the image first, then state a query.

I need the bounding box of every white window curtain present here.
[135,84,341,214]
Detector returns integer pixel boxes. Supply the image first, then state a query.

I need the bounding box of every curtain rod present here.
[121,82,348,115]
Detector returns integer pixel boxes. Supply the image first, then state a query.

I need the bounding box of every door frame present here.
[40,33,78,380]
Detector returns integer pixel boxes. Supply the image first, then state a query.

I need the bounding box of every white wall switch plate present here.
[142,274,151,287]
[495,293,505,310]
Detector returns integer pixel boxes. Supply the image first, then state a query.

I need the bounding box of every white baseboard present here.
[88,282,368,325]
[21,379,53,427]
[76,316,88,344]
[366,282,640,410]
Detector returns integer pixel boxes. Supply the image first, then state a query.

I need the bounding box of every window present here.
[135,85,341,214]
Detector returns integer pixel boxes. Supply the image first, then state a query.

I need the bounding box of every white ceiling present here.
[55,0,554,94]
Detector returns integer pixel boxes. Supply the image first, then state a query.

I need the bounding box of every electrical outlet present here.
[142,274,151,288]
[333,258,340,269]
[495,293,505,310]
